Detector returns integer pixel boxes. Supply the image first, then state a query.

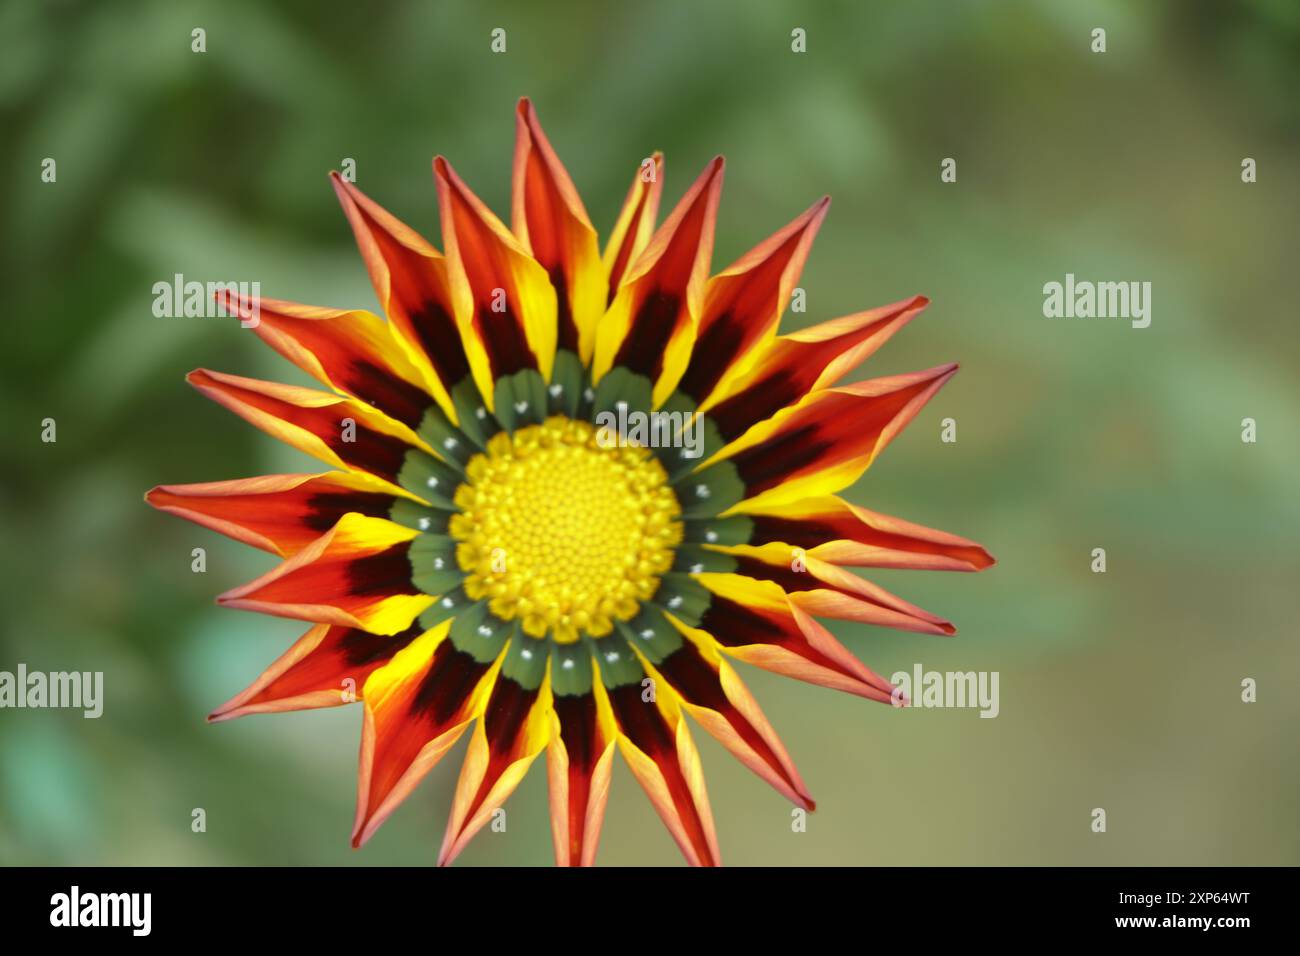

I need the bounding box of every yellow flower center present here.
[449,417,682,643]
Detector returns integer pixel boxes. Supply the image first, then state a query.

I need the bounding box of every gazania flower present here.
[147,98,993,866]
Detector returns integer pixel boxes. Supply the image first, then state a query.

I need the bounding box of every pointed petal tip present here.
[328,170,354,202]
[350,820,375,849]
[931,362,960,386]
[184,368,217,390]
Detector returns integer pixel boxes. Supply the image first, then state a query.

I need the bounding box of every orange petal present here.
[145,471,416,558]
[676,196,830,406]
[602,152,663,302]
[330,174,469,412]
[438,669,553,866]
[693,573,897,703]
[700,295,929,439]
[216,513,432,635]
[599,668,720,866]
[511,98,605,362]
[213,290,443,429]
[740,494,995,572]
[644,623,813,809]
[699,364,958,514]
[208,622,423,721]
[592,157,724,407]
[352,623,504,847]
[433,156,558,405]
[187,369,435,491]
[547,690,616,866]
[714,544,956,635]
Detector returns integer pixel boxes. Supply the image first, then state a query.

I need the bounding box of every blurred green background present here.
[2,0,1298,866]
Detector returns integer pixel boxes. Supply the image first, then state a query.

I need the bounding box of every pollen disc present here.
[450,416,682,643]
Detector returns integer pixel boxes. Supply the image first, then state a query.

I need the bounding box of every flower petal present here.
[330,173,469,416]
[705,543,955,635]
[208,622,423,722]
[683,364,957,516]
[674,196,829,407]
[592,157,724,408]
[214,291,444,429]
[602,152,663,302]
[352,617,508,847]
[691,573,897,702]
[145,472,437,558]
[216,513,433,635]
[438,636,553,866]
[729,495,995,572]
[187,369,456,500]
[434,156,558,411]
[637,615,813,809]
[596,635,720,866]
[511,98,606,363]
[546,642,616,867]
[700,295,929,442]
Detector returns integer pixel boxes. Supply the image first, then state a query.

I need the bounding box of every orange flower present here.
[147,98,993,866]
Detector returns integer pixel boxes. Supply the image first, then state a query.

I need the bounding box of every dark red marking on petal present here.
[611,290,680,381]
[553,692,600,865]
[344,542,417,597]
[302,490,400,534]
[701,595,842,675]
[723,376,937,497]
[654,643,792,794]
[676,227,810,403]
[467,678,539,816]
[607,683,715,866]
[410,641,491,725]
[265,625,421,705]
[345,359,435,430]
[550,265,578,353]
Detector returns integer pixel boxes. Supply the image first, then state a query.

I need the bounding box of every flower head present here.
[147,98,993,866]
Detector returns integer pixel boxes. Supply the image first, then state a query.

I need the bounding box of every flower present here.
[146,98,994,866]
